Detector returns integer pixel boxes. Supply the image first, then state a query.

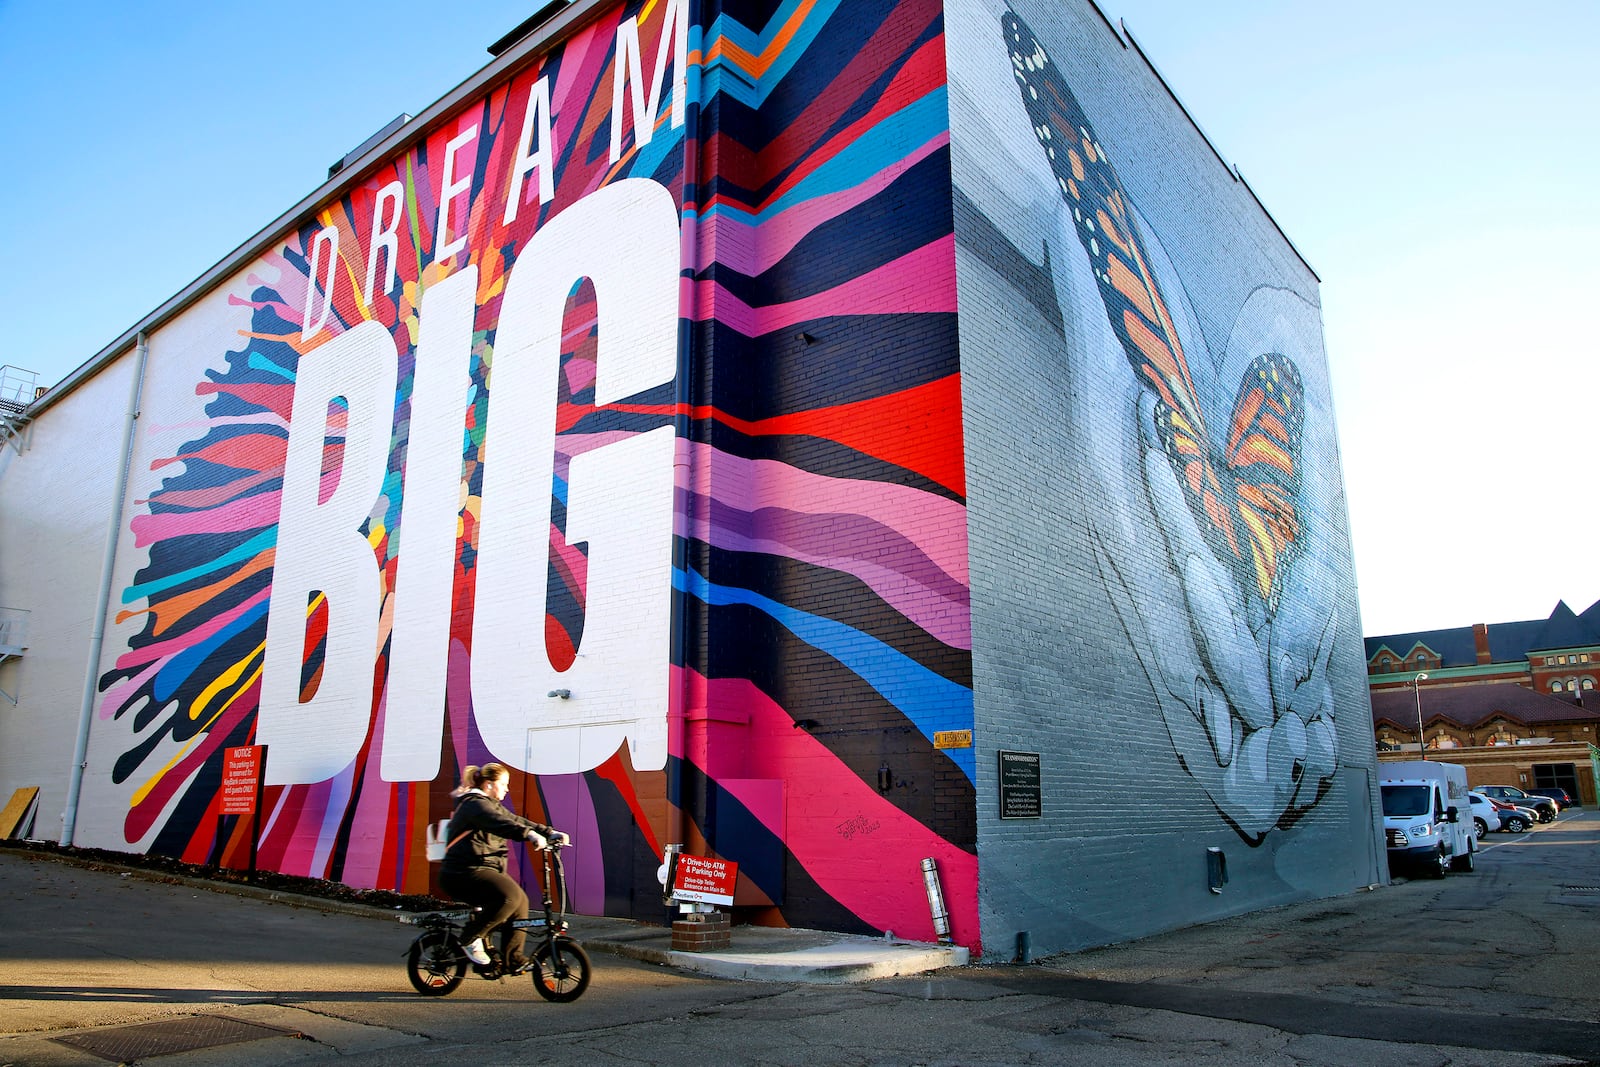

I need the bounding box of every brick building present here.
[0,0,1382,959]
[1367,600,1600,804]
[1368,598,1600,698]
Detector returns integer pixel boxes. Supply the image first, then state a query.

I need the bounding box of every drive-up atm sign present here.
[671,854,738,906]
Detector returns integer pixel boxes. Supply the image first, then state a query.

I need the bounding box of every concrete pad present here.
[586,924,969,983]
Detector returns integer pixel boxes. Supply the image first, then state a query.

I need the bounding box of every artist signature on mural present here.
[836,815,881,841]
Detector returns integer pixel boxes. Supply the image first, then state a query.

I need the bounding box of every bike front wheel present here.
[407,931,467,996]
[531,937,591,1002]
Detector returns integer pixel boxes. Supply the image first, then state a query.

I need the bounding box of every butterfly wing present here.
[1002,9,1302,608]
[1223,353,1303,606]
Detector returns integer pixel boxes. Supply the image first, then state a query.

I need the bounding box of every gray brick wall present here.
[946,0,1382,958]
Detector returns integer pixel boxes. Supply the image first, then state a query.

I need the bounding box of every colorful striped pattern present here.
[97,0,974,943]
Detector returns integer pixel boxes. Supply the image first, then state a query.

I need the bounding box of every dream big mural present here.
[86,0,975,944]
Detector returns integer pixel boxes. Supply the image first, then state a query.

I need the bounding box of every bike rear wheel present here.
[531,938,591,1002]
[408,931,467,996]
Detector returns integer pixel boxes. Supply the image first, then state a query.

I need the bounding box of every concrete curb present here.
[589,935,969,983]
[580,921,971,982]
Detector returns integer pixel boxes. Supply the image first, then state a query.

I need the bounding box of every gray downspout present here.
[61,332,149,845]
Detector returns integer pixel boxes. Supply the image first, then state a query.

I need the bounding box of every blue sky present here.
[2,1,1596,636]
[1107,0,1600,636]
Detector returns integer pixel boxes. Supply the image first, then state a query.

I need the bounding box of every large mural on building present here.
[91,0,974,943]
[967,2,1343,844]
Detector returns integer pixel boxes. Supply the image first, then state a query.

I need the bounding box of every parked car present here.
[1486,797,1538,833]
[1525,786,1577,810]
[1477,786,1558,823]
[1466,792,1501,838]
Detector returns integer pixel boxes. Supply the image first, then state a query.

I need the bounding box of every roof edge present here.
[30,0,610,421]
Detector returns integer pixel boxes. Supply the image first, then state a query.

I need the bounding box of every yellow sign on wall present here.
[934,730,973,749]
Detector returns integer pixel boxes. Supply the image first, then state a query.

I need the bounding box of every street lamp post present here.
[1413,672,1429,756]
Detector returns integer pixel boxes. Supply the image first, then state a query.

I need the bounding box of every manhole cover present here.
[49,1014,301,1061]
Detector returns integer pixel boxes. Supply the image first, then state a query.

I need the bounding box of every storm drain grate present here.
[1554,885,1600,908]
[48,1014,301,1061]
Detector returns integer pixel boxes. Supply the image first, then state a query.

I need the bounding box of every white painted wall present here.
[0,351,137,841]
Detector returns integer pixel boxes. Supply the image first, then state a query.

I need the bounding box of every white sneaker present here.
[462,938,491,965]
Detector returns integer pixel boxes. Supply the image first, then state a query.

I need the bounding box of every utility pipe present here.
[921,857,953,944]
[666,0,707,861]
[62,332,149,845]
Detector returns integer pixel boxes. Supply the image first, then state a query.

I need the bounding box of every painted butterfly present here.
[1001,8,1303,612]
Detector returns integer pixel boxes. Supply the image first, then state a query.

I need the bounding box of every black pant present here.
[439,867,530,964]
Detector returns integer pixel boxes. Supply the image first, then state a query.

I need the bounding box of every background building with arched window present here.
[1367,600,1600,804]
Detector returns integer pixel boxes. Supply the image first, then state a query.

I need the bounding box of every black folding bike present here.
[401,843,591,1001]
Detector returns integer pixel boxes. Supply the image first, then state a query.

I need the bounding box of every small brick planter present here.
[671,910,732,952]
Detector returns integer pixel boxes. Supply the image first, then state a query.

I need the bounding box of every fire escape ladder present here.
[1,365,40,458]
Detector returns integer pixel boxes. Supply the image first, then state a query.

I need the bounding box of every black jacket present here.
[440,791,555,875]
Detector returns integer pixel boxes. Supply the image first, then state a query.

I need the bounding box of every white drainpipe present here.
[62,332,149,845]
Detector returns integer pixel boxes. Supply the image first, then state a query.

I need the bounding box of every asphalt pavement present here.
[2,810,1597,1065]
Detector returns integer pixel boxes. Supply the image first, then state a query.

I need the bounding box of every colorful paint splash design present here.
[96,0,974,944]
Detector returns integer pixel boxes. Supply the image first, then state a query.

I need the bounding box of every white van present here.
[1379,761,1476,877]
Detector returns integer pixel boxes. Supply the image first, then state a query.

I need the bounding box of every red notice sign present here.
[672,854,738,906]
[221,746,262,815]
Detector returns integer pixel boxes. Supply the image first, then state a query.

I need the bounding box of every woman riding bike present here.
[439,763,569,970]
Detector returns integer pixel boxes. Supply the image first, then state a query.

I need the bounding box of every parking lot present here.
[1038,808,1600,1038]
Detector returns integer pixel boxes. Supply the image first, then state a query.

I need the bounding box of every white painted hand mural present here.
[948,0,1344,841]
[1096,295,1340,838]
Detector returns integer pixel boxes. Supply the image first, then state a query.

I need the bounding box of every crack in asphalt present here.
[972,968,1600,1061]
